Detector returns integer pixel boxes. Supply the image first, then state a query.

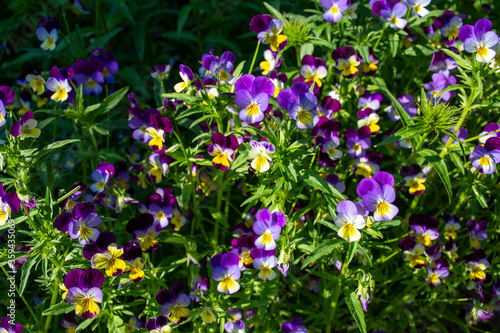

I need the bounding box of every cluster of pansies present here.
[2,0,500,331]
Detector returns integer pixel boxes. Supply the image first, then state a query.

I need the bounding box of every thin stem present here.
[248,41,261,74]
[62,11,74,59]
[2,266,41,328]
[373,23,386,50]
[213,172,224,247]
[44,276,60,332]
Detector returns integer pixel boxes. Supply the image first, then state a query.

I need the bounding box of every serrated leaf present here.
[344,288,367,333]
[417,149,452,203]
[42,302,76,316]
[19,254,38,295]
[301,239,342,269]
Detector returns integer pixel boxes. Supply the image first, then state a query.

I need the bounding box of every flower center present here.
[414,5,421,12]
[391,17,398,25]
[297,109,312,125]
[331,6,339,14]
[87,79,96,87]
[261,232,272,244]
[247,103,260,116]
[479,155,490,166]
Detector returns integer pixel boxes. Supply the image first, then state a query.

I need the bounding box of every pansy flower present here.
[443,215,460,240]
[1,317,23,333]
[316,96,341,119]
[46,66,73,103]
[150,64,172,80]
[148,153,171,184]
[458,19,499,63]
[426,258,450,286]
[64,268,104,319]
[146,114,173,152]
[469,137,500,174]
[260,50,281,75]
[354,151,382,178]
[89,48,119,84]
[60,314,78,332]
[248,140,275,172]
[145,315,171,333]
[434,11,462,43]
[467,219,487,250]
[202,51,236,84]
[345,2,358,19]
[55,202,101,245]
[358,92,382,111]
[171,208,187,231]
[11,111,41,140]
[234,74,274,124]
[467,304,492,326]
[478,122,500,144]
[72,59,105,96]
[387,94,418,122]
[334,200,367,242]
[210,253,241,294]
[250,248,278,281]
[344,126,371,159]
[253,209,287,250]
[404,0,431,17]
[325,174,346,193]
[148,192,175,229]
[207,132,239,171]
[300,55,328,88]
[189,277,208,302]
[200,307,217,324]
[25,73,45,95]
[122,241,145,283]
[424,73,457,102]
[412,221,439,247]
[465,251,489,282]
[429,50,457,76]
[403,243,426,268]
[225,320,245,333]
[0,86,15,127]
[36,17,59,51]
[282,317,308,333]
[157,283,191,323]
[83,232,125,277]
[278,82,319,129]
[58,182,87,211]
[269,70,287,97]
[256,19,288,52]
[69,0,90,14]
[357,108,380,134]
[444,240,460,263]
[361,49,379,76]
[372,1,408,29]
[317,130,343,161]
[332,46,360,78]
[399,164,427,195]
[320,0,348,23]
[89,162,115,193]
[357,171,398,222]
[174,65,194,93]
[126,213,161,252]
[231,234,258,270]
[129,108,158,143]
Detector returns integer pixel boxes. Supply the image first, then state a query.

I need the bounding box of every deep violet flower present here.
[234,74,274,124]
[277,82,319,129]
[64,268,104,319]
[207,132,239,171]
[210,253,241,294]
[458,19,499,63]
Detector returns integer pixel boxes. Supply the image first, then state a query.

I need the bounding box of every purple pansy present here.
[72,59,105,96]
[126,214,161,253]
[0,184,21,227]
[334,200,367,242]
[358,92,382,111]
[300,55,328,88]
[424,73,457,102]
[458,19,499,63]
[234,74,274,123]
[58,182,87,211]
[282,317,308,333]
[373,1,408,29]
[89,48,119,84]
[145,315,171,332]
[1,316,23,333]
[0,85,15,127]
[467,219,488,250]
[320,0,348,23]
[210,253,241,294]
[207,132,239,171]
[225,320,245,333]
[174,64,195,92]
[426,258,450,287]
[36,17,59,52]
[344,127,371,159]
[202,51,236,84]
[157,283,191,323]
[54,202,101,245]
[356,171,399,222]
[278,82,319,129]
[469,137,500,174]
[256,19,288,52]
[250,248,278,281]
[429,50,458,75]
[332,46,360,78]
[252,209,286,250]
[10,111,41,140]
[64,268,104,319]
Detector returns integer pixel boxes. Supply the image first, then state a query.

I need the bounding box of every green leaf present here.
[301,239,342,269]
[263,2,285,23]
[441,48,472,70]
[89,27,124,50]
[41,139,80,152]
[358,45,370,63]
[42,302,76,316]
[303,171,344,207]
[300,43,315,59]
[442,129,467,160]
[358,245,372,267]
[19,254,38,295]
[389,33,399,58]
[417,149,452,203]
[345,240,358,266]
[177,5,193,37]
[105,0,135,24]
[76,318,95,332]
[344,288,367,333]
[376,125,427,147]
[309,37,335,50]
[99,86,130,114]
[232,60,247,79]
[161,92,203,104]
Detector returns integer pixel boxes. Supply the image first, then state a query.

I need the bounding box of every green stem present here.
[172,127,189,164]
[248,41,261,74]
[1,266,41,328]
[213,173,224,247]
[44,276,60,332]
[62,11,74,59]
[373,23,386,50]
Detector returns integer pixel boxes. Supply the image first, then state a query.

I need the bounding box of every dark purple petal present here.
[74,201,95,219]
[210,253,223,268]
[249,14,273,33]
[221,253,240,267]
[80,268,104,291]
[64,269,83,289]
[0,86,15,105]
[55,212,74,232]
